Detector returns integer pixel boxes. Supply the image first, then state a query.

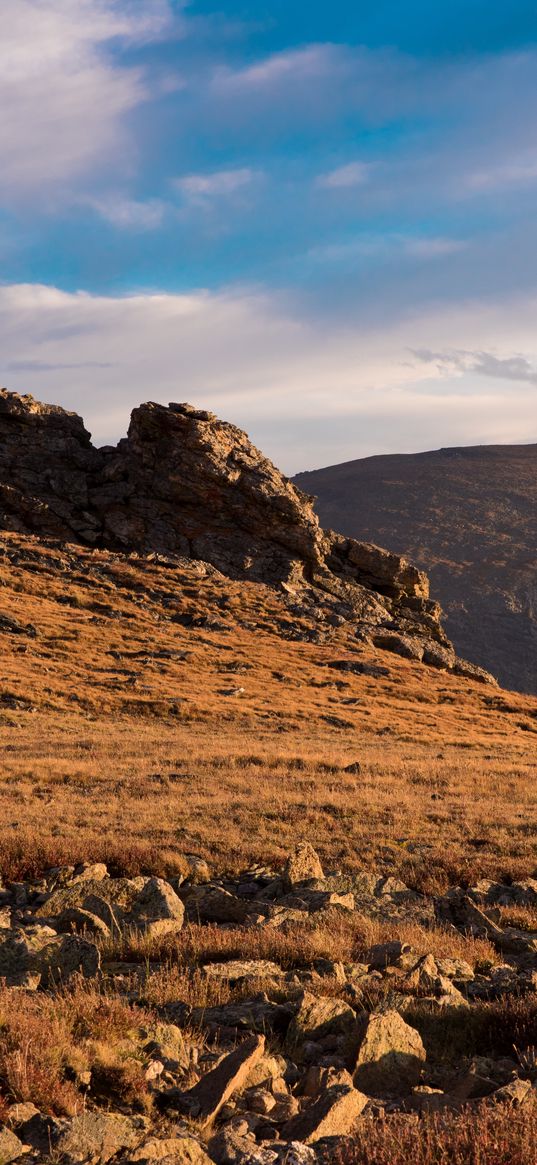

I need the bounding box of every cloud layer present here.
[1,282,535,471]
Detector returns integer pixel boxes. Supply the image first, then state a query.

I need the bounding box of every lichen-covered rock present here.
[283,844,324,888]
[282,1083,368,1143]
[352,1009,426,1095]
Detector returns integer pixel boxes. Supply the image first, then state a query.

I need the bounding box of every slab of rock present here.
[283,845,323,889]
[173,1035,266,1128]
[53,1112,146,1163]
[202,960,283,984]
[282,1084,368,1143]
[352,1009,426,1095]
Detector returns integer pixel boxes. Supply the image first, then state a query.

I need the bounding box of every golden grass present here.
[0,532,535,890]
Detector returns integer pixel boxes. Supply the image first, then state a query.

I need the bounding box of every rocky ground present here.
[0,844,536,1164]
[0,391,535,1163]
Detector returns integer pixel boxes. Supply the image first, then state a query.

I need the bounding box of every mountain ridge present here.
[295,442,537,694]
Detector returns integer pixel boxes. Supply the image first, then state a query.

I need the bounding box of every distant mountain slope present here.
[295,444,537,694]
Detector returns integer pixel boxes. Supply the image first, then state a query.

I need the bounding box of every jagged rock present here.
[0,1126,27,1163]
[352,1009,426,1095]
[127,877,185,937]
[35,875,183,936]
[282,1084,368,1143]
[162,1035,266,1128]
[283,845,324,889]
[0,391,458,666]
[285,992,356,1056]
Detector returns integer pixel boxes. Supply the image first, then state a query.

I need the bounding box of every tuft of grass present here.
[334,1105,537,1165]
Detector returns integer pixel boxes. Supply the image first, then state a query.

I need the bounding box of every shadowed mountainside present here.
[295,444,537,695]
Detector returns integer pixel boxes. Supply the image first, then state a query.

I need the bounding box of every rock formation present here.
[0,389,493,679]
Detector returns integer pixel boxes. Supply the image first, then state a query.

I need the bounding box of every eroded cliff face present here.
[0,389,491,679]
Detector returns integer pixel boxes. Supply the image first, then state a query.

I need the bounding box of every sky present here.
[1,1,537,471]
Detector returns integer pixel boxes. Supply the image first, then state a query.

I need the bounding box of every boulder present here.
[164,1035,266,1128]
[282,1084,368,1143]
[52,1112,146,1163]
[283,844,323,889]
[352,1009,426,1095]
[0,925,100,987]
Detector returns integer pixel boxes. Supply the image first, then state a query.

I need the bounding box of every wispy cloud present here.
[309,233,466,264]
[86,195,167,230]
[1,282,535,469]
[412,348,537,384]
[466,151,537,192]
[316,162,373,189]
[0,0,174,205]
[211,44,344,94]
[173,168,262,205]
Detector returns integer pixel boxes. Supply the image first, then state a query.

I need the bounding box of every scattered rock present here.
[352,1009,426,1095]
[163,1035,266,1128]
[282,1084,368,1143]
[283,844,324,889]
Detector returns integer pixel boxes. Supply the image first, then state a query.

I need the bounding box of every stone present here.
[208,1129,259,1165]
[53,1112,146,1163]
[283,844,324,888]
[352,1009,426,1095]
[168,1035,266,1128]
[128,1136,214,1163]
[488,1079,533,1105]
[183,887,249,925]
[0,925,100,987]
[0,1127,28,1163]
[282,1084,368,1143]
[285,992,356,1054]
[127,877,185,936]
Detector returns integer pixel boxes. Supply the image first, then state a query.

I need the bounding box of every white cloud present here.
[308,233,466,264]
[0,281,536,471]
[0,0,174,205]
[317,162,373,189]
[466,150,537,192]
[173,168,261,204]
[86,195,167,230]
[211,44,344,94]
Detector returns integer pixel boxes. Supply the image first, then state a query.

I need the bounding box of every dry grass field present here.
[1,532,536,889]
[1,531,536,1164]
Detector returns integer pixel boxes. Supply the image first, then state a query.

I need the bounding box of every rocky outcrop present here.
[0,389,490,673]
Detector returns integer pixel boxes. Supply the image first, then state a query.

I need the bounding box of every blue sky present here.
[1,0,536,470]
